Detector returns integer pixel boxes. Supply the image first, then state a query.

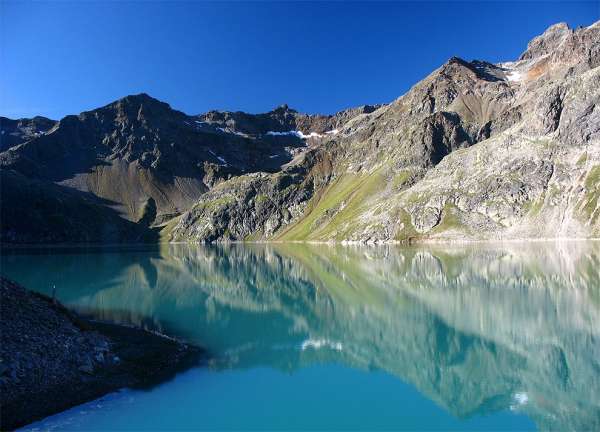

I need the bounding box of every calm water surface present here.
[2,242,599,431]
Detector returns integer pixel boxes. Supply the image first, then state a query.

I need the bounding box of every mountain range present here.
[1,21,599,244]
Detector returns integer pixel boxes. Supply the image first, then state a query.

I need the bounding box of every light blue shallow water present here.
[2,242,599,431]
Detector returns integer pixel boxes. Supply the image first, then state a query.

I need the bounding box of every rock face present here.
[0,277,200,430]
[1,20,599,243]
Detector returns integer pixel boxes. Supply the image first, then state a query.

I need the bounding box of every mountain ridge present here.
[1,20,599,244]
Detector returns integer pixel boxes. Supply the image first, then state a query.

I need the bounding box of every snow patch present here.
[325,129,339,135]
[506,70,523,82]
[217,127,247,137]
[208,149,228,165]
[301,338,343,351]
[266,130,323,139]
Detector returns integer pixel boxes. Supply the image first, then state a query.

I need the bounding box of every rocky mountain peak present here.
[442,57,506,82]
[116,92,163,105]
[63,93,190,139]
[440,56,480,78]
[446,56,469,66]
[108,93,176,121]
[519,22,572,61]
[273,103,295,113]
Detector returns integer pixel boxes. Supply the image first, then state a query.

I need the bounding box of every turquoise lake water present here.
[2,242,599,430]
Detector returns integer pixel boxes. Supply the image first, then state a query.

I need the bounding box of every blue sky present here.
[1,1,597,119]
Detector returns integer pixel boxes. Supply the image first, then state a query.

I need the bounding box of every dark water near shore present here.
[2,242,599,431]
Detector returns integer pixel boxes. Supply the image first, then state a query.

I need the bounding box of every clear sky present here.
[1,1,597,119]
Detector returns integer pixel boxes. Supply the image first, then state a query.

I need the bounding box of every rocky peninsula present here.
[0,277,201,430]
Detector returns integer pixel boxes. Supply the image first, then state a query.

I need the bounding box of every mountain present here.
[1,21,599,244]
[0,116,57,151]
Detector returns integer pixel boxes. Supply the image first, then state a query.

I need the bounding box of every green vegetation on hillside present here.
[277,169,386,241]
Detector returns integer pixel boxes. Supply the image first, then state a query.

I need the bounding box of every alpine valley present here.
[2,21,599,245]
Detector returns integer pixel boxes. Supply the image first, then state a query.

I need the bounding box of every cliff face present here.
[1,21,599,243]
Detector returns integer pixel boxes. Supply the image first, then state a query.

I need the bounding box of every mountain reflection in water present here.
[2,241,599,431]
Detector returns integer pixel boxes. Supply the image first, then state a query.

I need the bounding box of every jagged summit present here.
[115,92,161,103]
[272,103,295,113]
[519,22,572,60]
[98,93,181,121]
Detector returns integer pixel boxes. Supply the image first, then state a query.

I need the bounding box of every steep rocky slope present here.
[1,21,598,243]
[171,21,600,242]
[0,170,148,243]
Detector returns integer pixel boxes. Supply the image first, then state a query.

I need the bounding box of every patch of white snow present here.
[266,130,322,139]
[506,70,523,82]
[217,127,247,137]
[208,149,228,165]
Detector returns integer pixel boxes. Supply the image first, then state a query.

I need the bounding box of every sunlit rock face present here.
[171,21,600,243]
[3,241,599,430]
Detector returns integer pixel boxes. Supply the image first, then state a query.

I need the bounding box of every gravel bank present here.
[0,277,201,430]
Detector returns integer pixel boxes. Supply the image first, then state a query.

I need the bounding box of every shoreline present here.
[0,278,202,430]
[1,236,599,250]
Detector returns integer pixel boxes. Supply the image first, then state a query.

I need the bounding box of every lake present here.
[1,242,599,431]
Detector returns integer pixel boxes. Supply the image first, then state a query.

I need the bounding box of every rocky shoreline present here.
[0,277,201,430]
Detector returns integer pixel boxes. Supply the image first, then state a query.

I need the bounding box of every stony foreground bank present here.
[0,277,201,430]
